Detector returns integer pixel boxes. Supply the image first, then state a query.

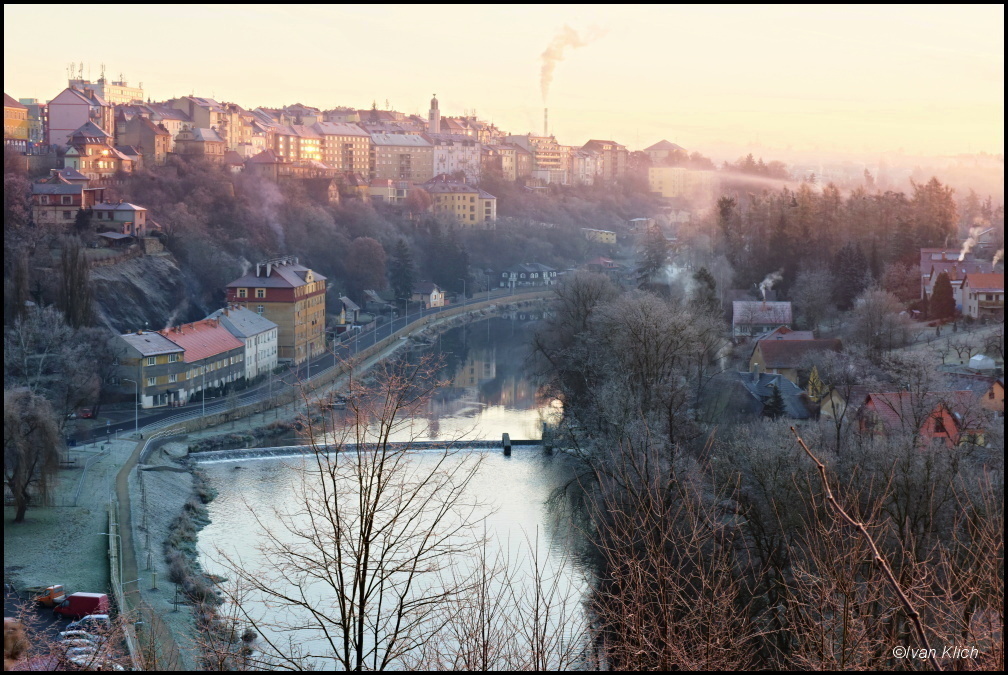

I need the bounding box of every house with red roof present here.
[961,272,1004,320]
[857,390,984,447]
[158,319,245,405]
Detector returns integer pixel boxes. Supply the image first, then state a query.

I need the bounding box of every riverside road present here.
[71,287,546,444]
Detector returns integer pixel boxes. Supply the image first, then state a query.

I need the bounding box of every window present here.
[933,415,947,434]
[61,195,73,205]
[237,288,247,298]
[147,377,156,387]
[169,373,177,383]
[169,353,180,363]
[256,288,265,298]
[147,356,156,366]
[257,305,264,315]
[63,211,72,220]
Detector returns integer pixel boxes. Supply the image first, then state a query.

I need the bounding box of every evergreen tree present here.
[764,384,786,419]
[74,207,93,235]
[57,238,93,329]
[930,271,956,319]
[388,239,415,302]
[831,243,870,310]
[690,266,721,316]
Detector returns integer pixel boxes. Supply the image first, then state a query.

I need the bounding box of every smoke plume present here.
[759,270,784,300]
[994,249,1004,266]
[958,226,985,261]
[540,25,606,102]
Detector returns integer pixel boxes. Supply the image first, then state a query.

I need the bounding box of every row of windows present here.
[146,353,182,366]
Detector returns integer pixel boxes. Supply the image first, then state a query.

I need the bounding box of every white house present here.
[207,305,279,380]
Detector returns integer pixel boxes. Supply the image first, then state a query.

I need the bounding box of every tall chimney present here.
[544,108,548,137]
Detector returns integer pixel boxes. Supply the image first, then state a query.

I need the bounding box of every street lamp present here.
[98,532,123,597]
[122,378,138,434]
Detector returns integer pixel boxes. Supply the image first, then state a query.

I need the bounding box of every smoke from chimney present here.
[958,226,985,261]
[539,25,607,102]
[759,270,784,301]
[994,249,1004,266]
[544,108,548,136]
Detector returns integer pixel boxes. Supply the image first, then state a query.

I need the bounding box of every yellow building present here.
[648,166,718,200]
[4,93,29,152]
[422,175,496,227]
[582,228,616,245]
[370,133,433,182]
[314,121,371,174]
[226,257,327,365]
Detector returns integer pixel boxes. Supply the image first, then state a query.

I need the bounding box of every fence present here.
[107,503,144,671]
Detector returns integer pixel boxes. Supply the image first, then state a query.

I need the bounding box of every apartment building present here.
[313,121,370,174]
[226,257,327,365]
[370,133,434,182]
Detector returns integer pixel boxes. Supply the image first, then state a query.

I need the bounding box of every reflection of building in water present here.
[499,309,555,322]
[484,373,538,409]
[452,348,496,389]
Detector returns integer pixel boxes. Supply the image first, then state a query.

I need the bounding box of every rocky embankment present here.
[90,253,206,333]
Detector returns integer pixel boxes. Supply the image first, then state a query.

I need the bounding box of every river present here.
[196,316,594,669]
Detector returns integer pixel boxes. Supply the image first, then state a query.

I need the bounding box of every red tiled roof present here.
[962,273,1004,292]
[863,391,975,433]
[158,319,243,363]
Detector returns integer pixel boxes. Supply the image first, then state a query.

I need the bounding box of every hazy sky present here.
[4,4,1003,159]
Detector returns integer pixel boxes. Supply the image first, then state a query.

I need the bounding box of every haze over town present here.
[5,4,1004,162]
[3,4,1004,672]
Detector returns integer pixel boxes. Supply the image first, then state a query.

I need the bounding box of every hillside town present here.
[3,6,1005,673]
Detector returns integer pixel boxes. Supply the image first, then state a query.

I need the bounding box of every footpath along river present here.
[195,316,595,668]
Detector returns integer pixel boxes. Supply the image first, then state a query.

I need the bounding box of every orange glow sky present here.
[4,5,1003,159]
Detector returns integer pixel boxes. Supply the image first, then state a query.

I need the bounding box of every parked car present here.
[76,407,95,419]
[67,655,125,671]
[60,639,96,651]
[58,630,101,644]
[66,613,111,631]
[31,585,67,607]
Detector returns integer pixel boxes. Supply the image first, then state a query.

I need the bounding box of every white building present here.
[427,133,481,183]
[206,305,279,380]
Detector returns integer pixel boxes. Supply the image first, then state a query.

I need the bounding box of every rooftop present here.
[206,306,278,339]
[227,258,326,289]
[158,319,244,363]
[119,331,184,357]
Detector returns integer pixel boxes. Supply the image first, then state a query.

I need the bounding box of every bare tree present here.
[3,305,101,430]
[3,388,62,522]
[848,288,913,362]
[587,427,757,670]
[213,353,487,670]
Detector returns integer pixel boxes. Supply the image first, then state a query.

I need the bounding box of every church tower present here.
[428,94,440,134]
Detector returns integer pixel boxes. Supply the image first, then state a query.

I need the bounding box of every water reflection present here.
[195,314,597,668]
[402,315,561,442]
